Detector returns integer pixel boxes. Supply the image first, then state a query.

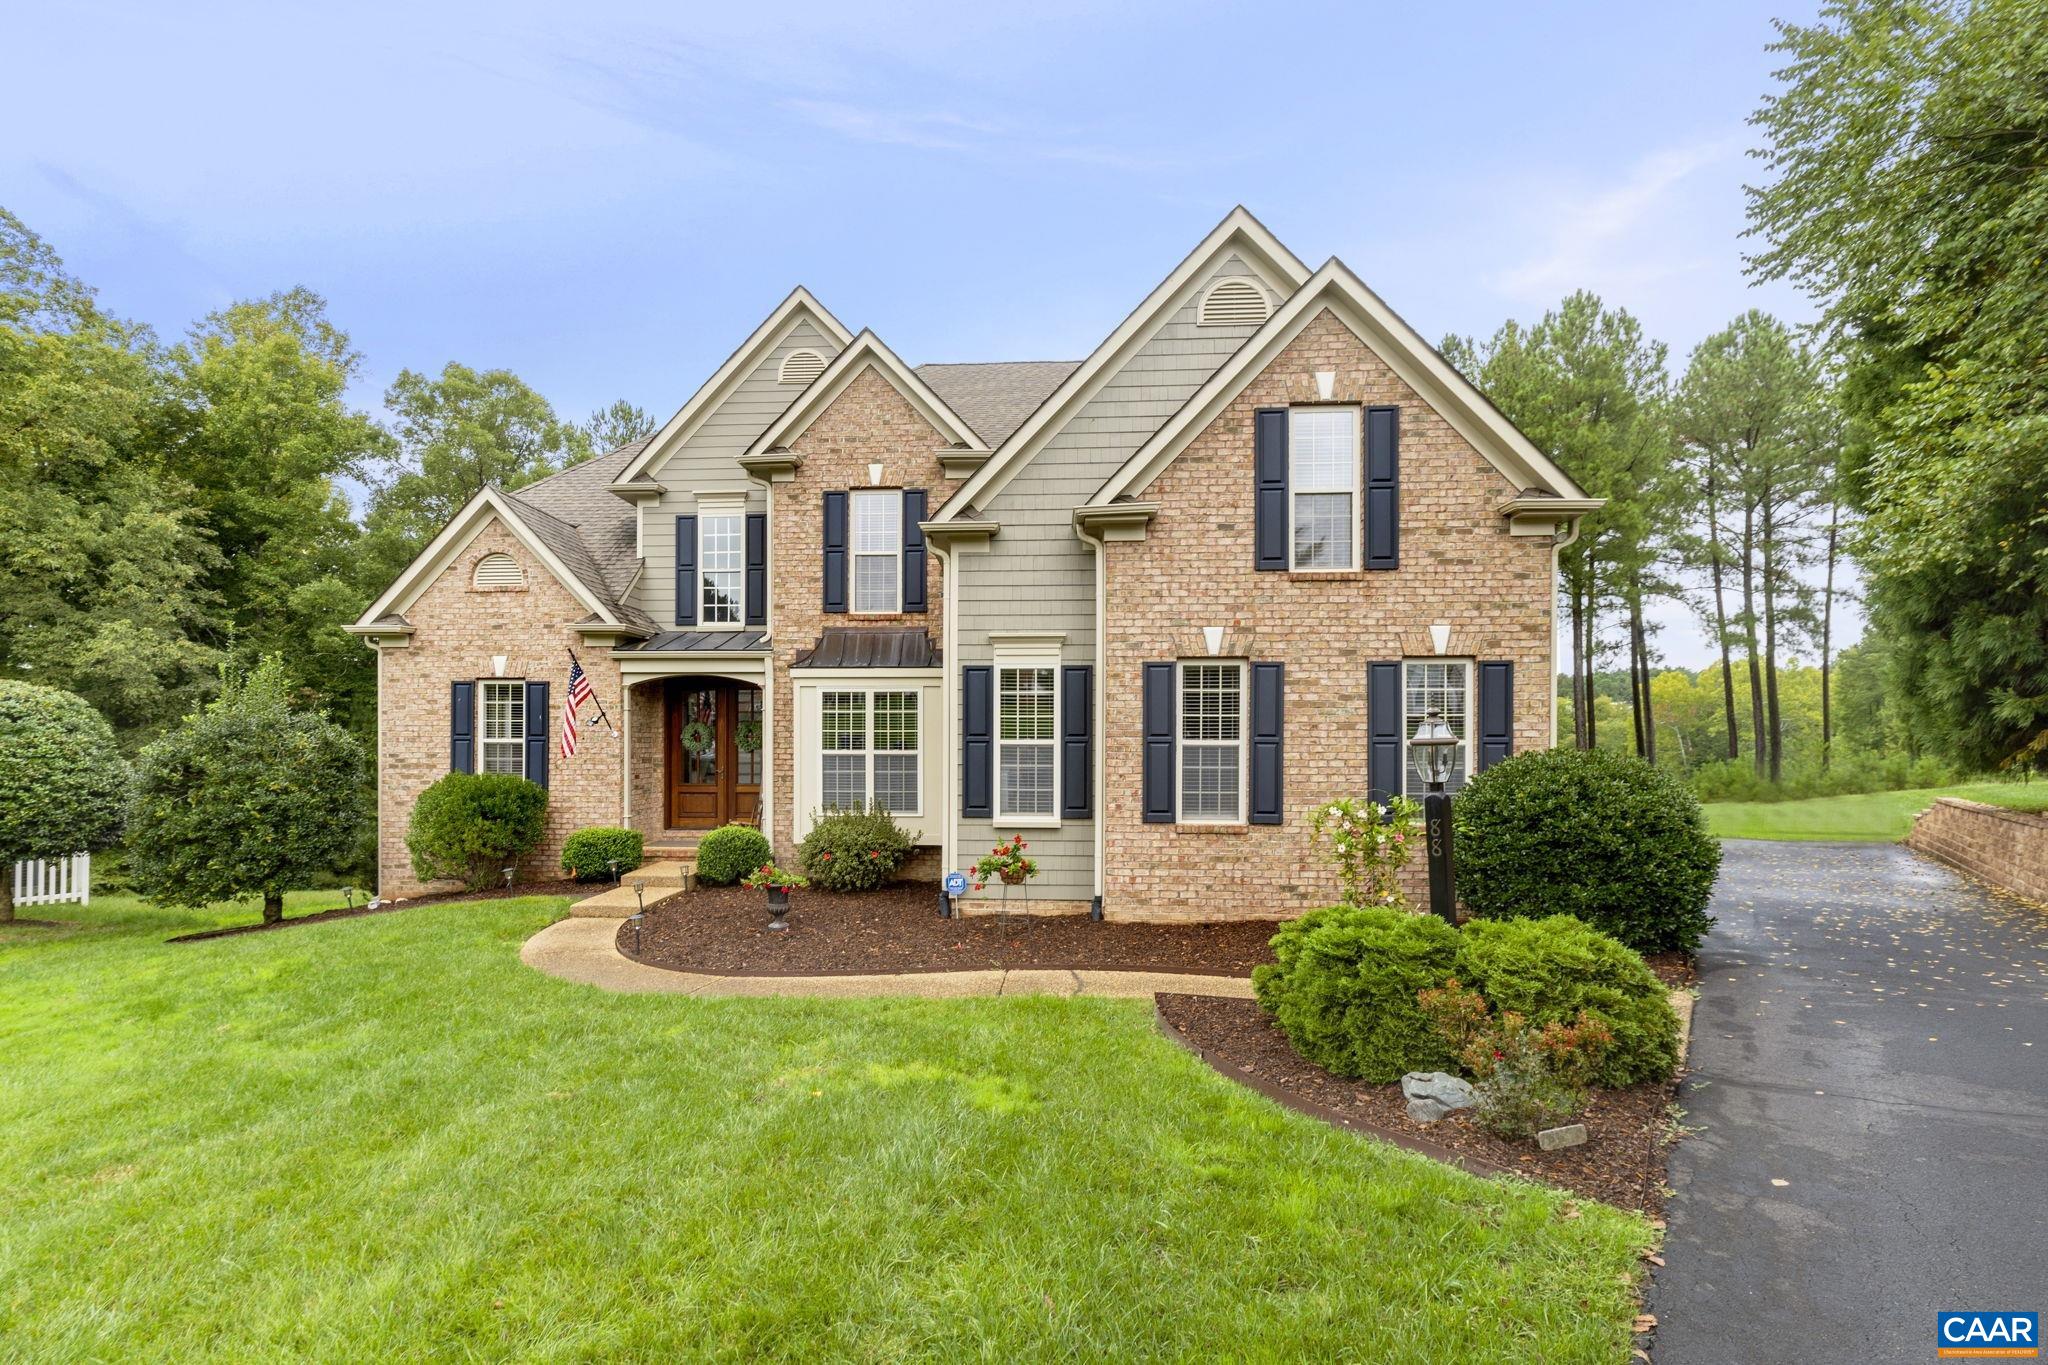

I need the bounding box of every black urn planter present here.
[765,885,791,931]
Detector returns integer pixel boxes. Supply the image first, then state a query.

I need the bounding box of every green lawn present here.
[1,892,1651,1361]
[1703,781,2048,842]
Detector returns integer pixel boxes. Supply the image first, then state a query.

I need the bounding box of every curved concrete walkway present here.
[520,916,1259,1000]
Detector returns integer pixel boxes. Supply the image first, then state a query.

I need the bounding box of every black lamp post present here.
[1409,707,1459,926]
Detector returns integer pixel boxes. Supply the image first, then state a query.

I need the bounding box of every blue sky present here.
[5,0,1838,666]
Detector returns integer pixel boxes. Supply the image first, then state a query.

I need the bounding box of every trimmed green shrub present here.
[1454,747,1721,953]
[798,804,914,892]
[1453,915,1680,1087]
[695,823,771,886]
[1250,906,1462,1082]
[0,681,127,922]
[406,772,547,891]
[560,827,642,881]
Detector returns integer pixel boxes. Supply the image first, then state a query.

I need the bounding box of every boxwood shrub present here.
[798,805,914,892]
[1453,747,1720,953]
[406,772,547,890]
[695,823,772,886]
[1251,906,1462,1082]
[559,827,643,881]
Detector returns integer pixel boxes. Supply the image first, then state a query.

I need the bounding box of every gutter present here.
[1072,519,1110,914]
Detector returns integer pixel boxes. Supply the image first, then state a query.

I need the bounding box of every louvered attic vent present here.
[1199,278,1271,327]
[473,552,525,588]
[779,348,827,385]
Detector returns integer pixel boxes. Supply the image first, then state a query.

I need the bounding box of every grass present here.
[0,892,1653,1361]
[1703,780,2048,842]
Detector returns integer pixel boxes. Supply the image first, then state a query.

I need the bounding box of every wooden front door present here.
[665,680,762,829]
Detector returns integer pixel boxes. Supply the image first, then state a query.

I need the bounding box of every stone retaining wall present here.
[1905,797,2048,904]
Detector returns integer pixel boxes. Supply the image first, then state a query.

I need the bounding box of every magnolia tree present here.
[0,682,128,921]
[128,658,366,924]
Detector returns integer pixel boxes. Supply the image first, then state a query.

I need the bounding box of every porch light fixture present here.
[1409,708,1459,926]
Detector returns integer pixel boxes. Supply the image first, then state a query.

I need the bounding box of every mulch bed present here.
[1156,991,1688,1216]
[619,881,1285,976]
[168,878,589,943]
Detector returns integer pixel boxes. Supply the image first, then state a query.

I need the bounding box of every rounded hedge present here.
[560,827,643,881]
[1251,906,1462,1082]
[798,805,914,892]
[1453,915,1680,1087]
[1453,747,1720,953]
[695,823,772,886]
[406,772,547,890]
[0,681,127,875]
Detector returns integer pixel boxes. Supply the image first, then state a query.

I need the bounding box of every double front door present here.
[665,680,762,829]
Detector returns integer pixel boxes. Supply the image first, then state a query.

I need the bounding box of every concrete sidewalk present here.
[519,916,1259,1000]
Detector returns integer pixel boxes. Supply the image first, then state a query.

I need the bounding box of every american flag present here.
[561,657,598,757]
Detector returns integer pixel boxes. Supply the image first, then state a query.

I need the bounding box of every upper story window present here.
[472,553,524,589]
[779,348,827,386]
[1290,407,1358,570]
[1402,660,1471,797]
[480,680,526,776]
[1179,661,1245,823]
[1198,277,1271,327]
[851,489,901,614]
[699,507,744,625]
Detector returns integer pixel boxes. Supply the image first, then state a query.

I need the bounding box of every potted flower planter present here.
[741,861,808,933]
[765,884,791,930]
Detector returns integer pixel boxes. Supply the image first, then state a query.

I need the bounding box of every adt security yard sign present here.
[944,871,969,898]
[1939,1312,2038,1358]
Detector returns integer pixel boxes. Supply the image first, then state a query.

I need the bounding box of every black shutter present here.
[961,665,993,818]
[1250,661,1284,825]
[1061,665,1092,820]
[744,512,767,628]
[1367,661,1403,803]
[1254,407,1289,571]
[1365,406,1399,570]
[1142,662,1177,823]
[524,680,550,789]
[822,491,848,614]
[450,681,475,773]
[902,489,928,613]
[673,514,698,626]
[1478,660,1514,771]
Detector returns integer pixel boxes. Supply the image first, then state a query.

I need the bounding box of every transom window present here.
[1402,660,1471,797]
[819,689,919,813]
[1290,407,1358,570]
[997,664,1057,820]
[699,510,743,625]
[851,490,900,614]
[1179,662,1245,823]
[480,680,525,776]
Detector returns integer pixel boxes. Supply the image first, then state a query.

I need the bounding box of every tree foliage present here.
[0,681,127,920]
[582,398,657,452]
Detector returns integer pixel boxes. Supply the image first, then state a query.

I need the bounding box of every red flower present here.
[868,850,880,860]
[972,881,985,891]
[820,852,833,861]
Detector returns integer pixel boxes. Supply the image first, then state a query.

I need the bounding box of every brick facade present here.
[374,520,626,896]
[1906,798,2048,905]
[1099,309,1556,921]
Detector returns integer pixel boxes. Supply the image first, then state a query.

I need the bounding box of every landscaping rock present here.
[1401,1071,1477,1123]
[1537,1123,1589,1151]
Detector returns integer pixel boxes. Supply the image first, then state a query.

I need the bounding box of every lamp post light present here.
[1409,707,1460,926]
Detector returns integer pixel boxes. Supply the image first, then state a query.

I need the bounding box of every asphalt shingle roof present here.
[915,361,1079,448]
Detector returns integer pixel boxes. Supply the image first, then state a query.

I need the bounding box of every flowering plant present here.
[740,861,809,893]
[970,835,1038,889]
[1308,795,1422,909]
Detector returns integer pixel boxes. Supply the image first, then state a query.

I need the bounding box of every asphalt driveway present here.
[1649,840,2048,1364]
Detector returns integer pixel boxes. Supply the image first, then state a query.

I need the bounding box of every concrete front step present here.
[569,883,687,918]
[633,859,695,886]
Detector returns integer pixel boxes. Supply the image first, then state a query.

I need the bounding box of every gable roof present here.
[615,286,854,487]
[741,329,989,460]
[1087,257,1594,509]
[931,207,1311,521]
[509,438,648,598]
[914,361,1079,447]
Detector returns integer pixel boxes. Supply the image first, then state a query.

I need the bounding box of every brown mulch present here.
[1155,991,1685,1215]
[167,878,590,942]
[619,881,1285,976]
[1641,950,1698,989]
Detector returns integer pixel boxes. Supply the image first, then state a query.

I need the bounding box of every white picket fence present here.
[13,853,90,908]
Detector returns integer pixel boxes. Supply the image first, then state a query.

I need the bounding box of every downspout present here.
[933,538,958,890]
[1549,516,1584,749]
[752,473,777,847]
[1074,520,1108,917]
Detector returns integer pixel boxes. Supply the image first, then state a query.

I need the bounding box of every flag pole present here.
[568,648,618,737]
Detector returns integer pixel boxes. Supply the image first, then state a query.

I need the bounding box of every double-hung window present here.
[996,662,1057,820]
[699,506,744,625]
[1179,662,1245,822]
[480,680,525,776]
[851,490,901,614]
[1290,407,1358,570]
[819,689,920,813]
[1402,660,1471,797]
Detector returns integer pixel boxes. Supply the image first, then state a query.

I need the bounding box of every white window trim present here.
[1176,660,1248,825]
[1289,405,1362,572]
[1401,658,1474,798]
[479,679,526,778]
[817,686,924,819]
[697,496,746,627]
[993,643,1061,827]
[849,488,901,615]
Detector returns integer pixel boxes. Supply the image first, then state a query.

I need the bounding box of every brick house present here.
[350,209,1598,918]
